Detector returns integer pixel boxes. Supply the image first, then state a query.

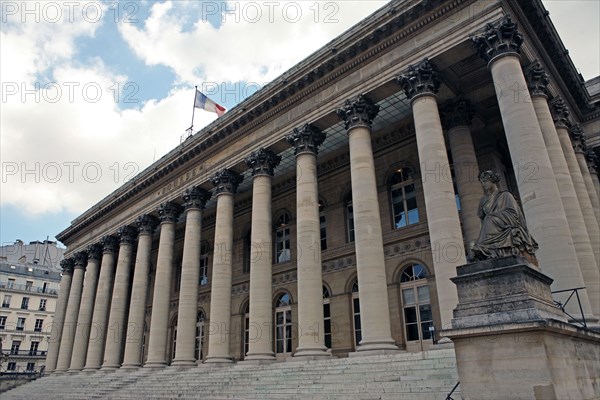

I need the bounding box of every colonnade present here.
[46,15,600,373]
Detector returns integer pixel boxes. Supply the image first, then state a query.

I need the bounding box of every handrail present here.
[551,287,587,328]
[445,381,460,400]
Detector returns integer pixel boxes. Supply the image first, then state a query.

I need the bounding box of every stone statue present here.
[471,170,538,262]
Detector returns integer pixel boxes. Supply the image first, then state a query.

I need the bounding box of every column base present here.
[100,365,119,372]
[52,370,67,375]
[170,360,198,367]
[120,364,142,370]
[352,340,398,355]
[143,361,167,368]
[293,347,331,359]
[66,368,83,374]
[203,356,234,365]
[81,367,100,373]
[238,353,276,364]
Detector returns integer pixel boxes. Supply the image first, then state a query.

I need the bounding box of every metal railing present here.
[445,381,460,400]
[0,365,45,378]
[2,350,47,357]
[551,287,587,328]
[0,282,57,295]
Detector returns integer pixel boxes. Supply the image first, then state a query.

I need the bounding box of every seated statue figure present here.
[471,170,538,262]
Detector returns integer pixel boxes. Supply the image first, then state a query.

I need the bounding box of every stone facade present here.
[47,0,599,379]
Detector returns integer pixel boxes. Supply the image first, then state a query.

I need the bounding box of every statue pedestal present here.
[443,256,600,400]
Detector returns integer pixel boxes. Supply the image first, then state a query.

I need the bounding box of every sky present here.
[1,0,599,248]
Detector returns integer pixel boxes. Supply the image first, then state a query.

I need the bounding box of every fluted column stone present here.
[398,61,466,329]
[586,150,600,197]
[122,214,159,369]
[83,235,118,371]
[55,252,87,372]
[525,63,600,318]
[472,16,595,322]
[45,259,74,373]
[244,149,281,361]
[441,98,483,247]
[101,226,137,370]
[172,187,212,366]
[287,124,330,358]
[337,95,398,351]
[571,124,600,226]
[205,171,242,364]
[145,202,182,368]
[68,244,102,371]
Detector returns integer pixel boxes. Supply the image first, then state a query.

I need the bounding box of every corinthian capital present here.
[73,252,88,269]
[60,258,75,275]
[440,97,474,130]
[525,61,550,97]
[86,243,103,261]
[157,201,183,224]
[397,58,440,101]
[182,186,212,210]
[336,94,380,131]
[211,169,243,195]
[586,150,599,175]
[101,235,119,254]
[472,15,524,64]
[286,124,326,156]
[245,148,282,177]
[136,214,159,235]
[117,225,137,245]
[569,125,588,153]
[549,97,571,128]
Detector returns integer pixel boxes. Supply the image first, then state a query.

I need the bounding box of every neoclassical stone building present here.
[48,0,600,374]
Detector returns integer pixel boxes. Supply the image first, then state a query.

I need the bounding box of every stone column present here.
[571,124,600,226]
[55,252,87,373]
[525,63,600,318]
[472,16,595,322]
[83,235,118,371]
[45,259,74,373]
[440,98,483,247]
[205,171,242,364]
[337,95,398,352]
[101,226,137,370]
[68,244,102,372]
[398,61,466,329]
[586,150,600,197]
[286,124,329,358]
[244,148,281,361]
[172,186,211,366]
[551,98,600,270]
[145,201,182,368]
[122,215,158,369]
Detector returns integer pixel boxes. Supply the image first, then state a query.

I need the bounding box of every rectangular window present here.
[25,281,33,291]
[26,362,35,371]
[0,316,6,329]
[17,317,25,331]
[11,340,21,354]
[42,282,49,293]
[2,295,11,308]
[7,362,16,371]
[39,299,47,311]
[8,278,15,288]
[34,319,44,332]
[29,341,39,356]
[323,302,331,349]
[21,297,29,309]
[320,214,327,251]
[276,228,291,263]
[199,255,209,286]
[347,202,355,242]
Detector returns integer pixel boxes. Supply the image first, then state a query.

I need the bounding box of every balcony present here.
[5,350,47,358]
[0,282,57,295]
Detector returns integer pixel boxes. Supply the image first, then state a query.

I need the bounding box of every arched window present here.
[389,167,419,228]
[344,192,355,242]
[275,212,291,263]
[400,264,433,342]
[351,280,361,348]
[323,286,332,349]
[195,310,206,360]
[274,293,292,354]
[243,230,251,274]
[319,200,328,251]
[199,241,210,286]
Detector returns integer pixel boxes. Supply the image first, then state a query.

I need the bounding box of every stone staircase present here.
[2,348,460,400]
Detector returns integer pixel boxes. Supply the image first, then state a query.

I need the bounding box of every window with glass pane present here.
[34,319,43,332]
[275,213,291,263]
[244,304,250,356]
[39,299,47,311]
[17,317,25,331]
[26,362,35,371]
[243,230,251,274]
[390,167,419,228]
[400,264,432,342]
[351,281,361,347]
[7,362,16,371]
[199,242,209,286]
[319,201,327,251]
[29,341,39,355]
[11,340,21,354]
[323,286,331,349]
[196,311,205,360]
[2,295,10,307]
[21,297,29,309]
[345,193,355,242]
[275,293,292,353]
[0,316,6,329]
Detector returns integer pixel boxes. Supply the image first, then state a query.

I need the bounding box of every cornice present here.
[57,0,470,244]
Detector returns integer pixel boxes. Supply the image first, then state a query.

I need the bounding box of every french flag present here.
[194,90,226,117]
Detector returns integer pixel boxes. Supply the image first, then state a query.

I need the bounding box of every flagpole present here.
[188,85,197,134]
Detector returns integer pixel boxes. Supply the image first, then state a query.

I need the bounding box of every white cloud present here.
[119,1,390,84]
